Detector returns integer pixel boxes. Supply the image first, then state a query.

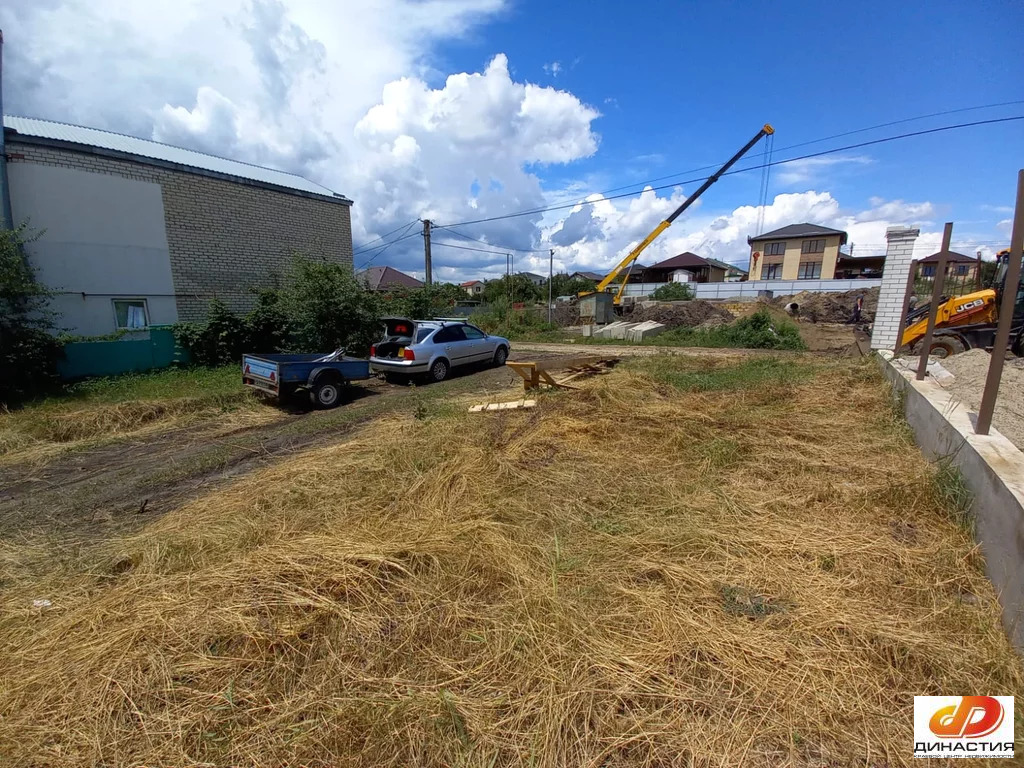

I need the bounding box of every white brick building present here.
[3,116,353,335]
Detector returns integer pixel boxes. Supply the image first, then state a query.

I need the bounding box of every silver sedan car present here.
[369,317,510,382]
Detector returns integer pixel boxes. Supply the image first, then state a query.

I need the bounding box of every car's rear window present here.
[415,327,435,343]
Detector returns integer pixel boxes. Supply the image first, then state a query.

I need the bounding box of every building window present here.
[954,264,969,276]
[764,241,786,256]
[762,263,783,280]
[921,265,936,277]
[801,239,826,254]
[798,261,822,279]
[113,299,149,329]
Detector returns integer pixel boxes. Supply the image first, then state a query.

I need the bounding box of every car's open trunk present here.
[376,317,416,360]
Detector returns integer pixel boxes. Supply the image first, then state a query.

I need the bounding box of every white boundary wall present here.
[621,278,881,300]
[870,227,920,349]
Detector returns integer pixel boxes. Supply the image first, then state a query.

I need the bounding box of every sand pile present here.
[628,300,734,328]
[770,287,879,323]
[938,348,1024,450]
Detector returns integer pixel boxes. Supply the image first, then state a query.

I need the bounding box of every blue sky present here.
[424,0,1023,266]
[456,0,1023,205]
[3,0,1022,278]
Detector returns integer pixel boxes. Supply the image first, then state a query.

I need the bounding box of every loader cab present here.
[993,250,1024,322]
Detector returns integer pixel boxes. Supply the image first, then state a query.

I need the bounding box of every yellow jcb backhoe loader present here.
[900,248,1023,357]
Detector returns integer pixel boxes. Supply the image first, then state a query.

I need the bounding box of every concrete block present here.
[627,321,666,342]
[582,324,593,337]
[609,322,641,340]
[593,321,627,338]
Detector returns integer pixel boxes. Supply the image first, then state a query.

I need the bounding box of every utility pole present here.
[548,248,554,323]
[422,219,432,286]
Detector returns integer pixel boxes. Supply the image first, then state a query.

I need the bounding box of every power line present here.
[432,241,513,257]
[355,223,420,270]
[432,223,550,253]
[440,115,1024,228]
[352,218,421,256]
[587,99,1024,199]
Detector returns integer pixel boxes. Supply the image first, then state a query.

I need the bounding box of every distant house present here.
[570,270,605,282]
[646,253,724,284]
[461,279,485,297]
[916,251,980,282]
[747,223,848,281]
[703,257,747,282]
[835,252,886,279]
[358,265,423,292]
[518,271,546,286]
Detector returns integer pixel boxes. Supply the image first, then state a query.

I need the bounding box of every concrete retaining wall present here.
[878,351,1024,651]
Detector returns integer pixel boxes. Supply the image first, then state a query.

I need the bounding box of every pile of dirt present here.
[550,302,580,327]
[938,349,1024,451]
[627,299,734,328]
[769,287,879,323]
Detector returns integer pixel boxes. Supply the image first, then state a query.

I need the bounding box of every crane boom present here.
[591,124,775,302]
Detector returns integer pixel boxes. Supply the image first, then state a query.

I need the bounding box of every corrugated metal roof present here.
[4,115,347,200]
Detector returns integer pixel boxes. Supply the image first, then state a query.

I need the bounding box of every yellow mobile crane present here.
[583,124,775,306]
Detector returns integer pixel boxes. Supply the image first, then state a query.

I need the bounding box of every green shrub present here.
[284,257,381,355]
[650,282,695,301]
[0,224,62,406]
[471,298,556,338]
[384,283,469,319]
[173,299,248,367]
[653,309,806,351]
[245,289,290,352]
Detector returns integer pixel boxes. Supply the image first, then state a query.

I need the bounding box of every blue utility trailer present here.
[242,352,371,408]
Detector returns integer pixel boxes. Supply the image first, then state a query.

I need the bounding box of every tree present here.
[482,274,542,304]
[383,283,468,318]
[548,273,597,297]
[0,224,62,405]
[284,256,382,354]
[650,282,695,301]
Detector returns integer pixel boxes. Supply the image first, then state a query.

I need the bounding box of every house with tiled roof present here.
[357,265,423,292]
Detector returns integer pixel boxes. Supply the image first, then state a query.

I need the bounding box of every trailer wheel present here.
[310,380,342,409]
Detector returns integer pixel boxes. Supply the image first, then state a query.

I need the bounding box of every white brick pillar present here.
[870,226,920,350]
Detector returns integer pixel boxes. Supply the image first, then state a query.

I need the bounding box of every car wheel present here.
[430,359,449,382]
[493,346,508,367]
[309,380,342,409]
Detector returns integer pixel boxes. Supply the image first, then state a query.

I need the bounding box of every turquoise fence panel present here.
[57,326,191,380]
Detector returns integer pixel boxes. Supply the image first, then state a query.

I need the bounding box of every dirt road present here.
[512,341,764,358]
[0,351,598,547]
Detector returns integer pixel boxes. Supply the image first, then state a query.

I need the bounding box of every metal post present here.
[976,251,983,291]
[976,170,1024,435]
[915,222,953,380]
[893,258,919,355]
[0,30,14,231]
[422,219,432,286]
[548,248,553,324]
